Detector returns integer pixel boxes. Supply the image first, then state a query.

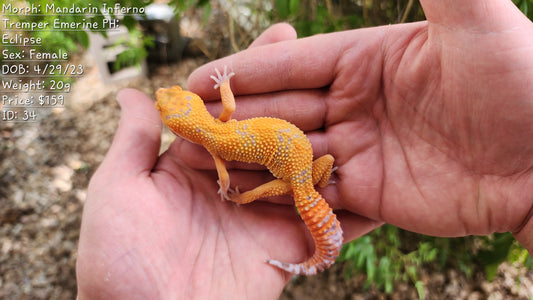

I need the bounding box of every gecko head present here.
[155,86,210,131]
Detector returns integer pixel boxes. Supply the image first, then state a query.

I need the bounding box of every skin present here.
[77,0,533,299]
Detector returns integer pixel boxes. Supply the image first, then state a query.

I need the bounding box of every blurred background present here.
[1,0,532,298]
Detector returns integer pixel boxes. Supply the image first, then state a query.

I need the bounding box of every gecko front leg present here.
[211,66,235,122]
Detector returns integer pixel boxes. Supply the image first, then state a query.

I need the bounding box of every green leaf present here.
[122,15,137,31]
[521,1,528,15]
[197,0,210,7]
[275,0,290,19]
[366,253,376,281]
[415,281,426,300]
[526,255,533,269]
[476,233,514,266]
[76,31,90,48]
[378,257,393,292]
[202,3,212,26]
[485,263,499,281]
[289,0,299,14]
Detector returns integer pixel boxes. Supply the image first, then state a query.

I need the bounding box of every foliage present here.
[168,0,212,28]
[169,0,210,14]
[514,0,533,20]
[476,232,532,281]
[270,0,426,37]
[339,226,531,296]
[272,0,351,36]
[339,225,438,297]
[1,0,154,78]
[112,28,153,72]
[269,0,533,38]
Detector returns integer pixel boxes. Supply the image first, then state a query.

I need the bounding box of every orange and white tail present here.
[266,190,343,275]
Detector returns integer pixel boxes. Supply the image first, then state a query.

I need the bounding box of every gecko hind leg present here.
[217,180,237,201]
[311,154,336,187]
[229,178,290,204]
[228,155,337,204]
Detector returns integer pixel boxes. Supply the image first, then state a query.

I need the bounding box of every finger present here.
[94,89,162,182]
[337,212,384,242]
[420,0,528,30]
[248,23,297,48]
[187,26,387,102]
[203,89,327,130]
[187,27,385,100]
[187,34,337,99]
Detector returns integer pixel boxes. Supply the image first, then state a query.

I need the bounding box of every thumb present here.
[248,22,297,48]
[187,23,297,97]
[420,0,528,31]
[92,89,162,185]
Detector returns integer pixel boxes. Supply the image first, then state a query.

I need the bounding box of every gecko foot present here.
[216,181,244,205]
[217,179,239,202]
[210,65,235,90]
[328,166,339,185]
[227,186,243,204]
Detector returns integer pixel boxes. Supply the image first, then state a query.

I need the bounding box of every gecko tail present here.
[265,258,320,275]
[265,258,324,276]
[265,218,342,275]
[266,191,343,275]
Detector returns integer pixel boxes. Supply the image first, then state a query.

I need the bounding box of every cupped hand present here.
[186,0,533,250]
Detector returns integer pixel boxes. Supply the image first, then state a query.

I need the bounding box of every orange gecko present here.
[155,66,343,275]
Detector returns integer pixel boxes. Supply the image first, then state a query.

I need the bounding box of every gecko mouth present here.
[155,88,172,113]
[154,89,164,112]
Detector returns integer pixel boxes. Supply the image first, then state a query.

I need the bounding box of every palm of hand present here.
[186,3,533,239]
[78,149,306,298]
[328,14,533,235]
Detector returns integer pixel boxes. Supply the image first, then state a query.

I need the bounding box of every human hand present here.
[186,0,533,252]
[77,1,533,297]
[76,25,378,299]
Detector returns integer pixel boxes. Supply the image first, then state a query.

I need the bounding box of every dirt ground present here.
[1,12,533,300]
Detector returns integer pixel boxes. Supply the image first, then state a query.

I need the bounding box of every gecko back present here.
[155,67,343,275]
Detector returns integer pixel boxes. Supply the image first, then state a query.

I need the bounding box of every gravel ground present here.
[0,51,204,299]
[1,36,532,300]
